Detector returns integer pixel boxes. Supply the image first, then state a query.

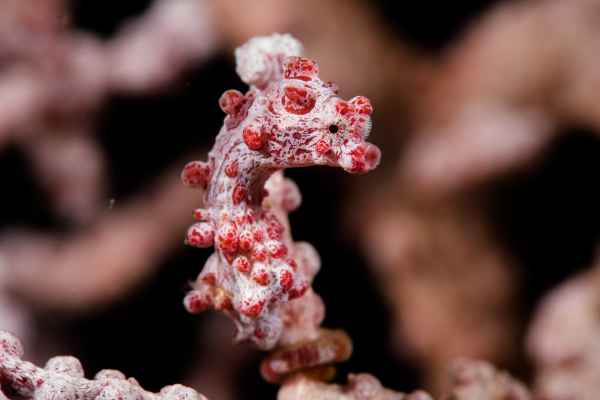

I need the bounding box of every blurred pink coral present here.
[400,0,600,197]
[279,373,431,400]
[528,252,600,400]
[358,195,520,392]
[0,0,219,223]
[278,359,530,400]
[0,159,200,312]
[446,359,530,400]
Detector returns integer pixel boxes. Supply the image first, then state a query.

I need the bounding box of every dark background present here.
[2,0,599,398]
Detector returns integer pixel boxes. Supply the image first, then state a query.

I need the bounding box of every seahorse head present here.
[230,34,381,174]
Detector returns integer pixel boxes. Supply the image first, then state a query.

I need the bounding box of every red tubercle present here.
[243,126,269,150]
[315,139,330,155]
[238,230,254,252]
[348,145,368,173]
[184,290,212,314]
[252,243,269,261]
[252,266,271,286]
[267,241,288,258]
[241,299,265,318]
[253,227,264,242]
[350,145,366,159]
[222,90,255,130]
[349,96,373,116]
[201,273,217,286]
[348,143,380,173]
[279,269,294,292]
[350,160,366,174]
[218,222,239,254]
[219,89,244,115]
[288,280,309,300]
[232,185,248,205]
[283,86,316,115]
[186,222,214,248]
[284,57,319,81]
[181,161,211,189]
[224,160,239,177]
[335,100,353,116]
[234,256,251,273]
[365,145,381,166]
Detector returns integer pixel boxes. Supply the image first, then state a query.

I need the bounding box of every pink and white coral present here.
[447,359,530,400]
[279,373,432,400]
[0,330,206,400]
[277,359,531,400]
[181,33,380,349]
[527,253,600,400]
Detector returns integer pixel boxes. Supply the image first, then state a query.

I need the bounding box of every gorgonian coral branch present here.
[0,330,206,400]
[279,373,432,400]
[181,33,380,350]
[278,359,530,400]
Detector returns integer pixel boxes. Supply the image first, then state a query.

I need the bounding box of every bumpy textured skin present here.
[0,331,206,400]
[182,33,380,349]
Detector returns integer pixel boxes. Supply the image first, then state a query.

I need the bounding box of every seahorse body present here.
[182,34,380,349]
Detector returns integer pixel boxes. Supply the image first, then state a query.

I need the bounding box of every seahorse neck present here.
[207,140,278,211]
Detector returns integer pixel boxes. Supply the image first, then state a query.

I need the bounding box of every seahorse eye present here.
[328,124,339,134]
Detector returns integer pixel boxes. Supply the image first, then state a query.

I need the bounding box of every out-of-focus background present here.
[1,0,600,399]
